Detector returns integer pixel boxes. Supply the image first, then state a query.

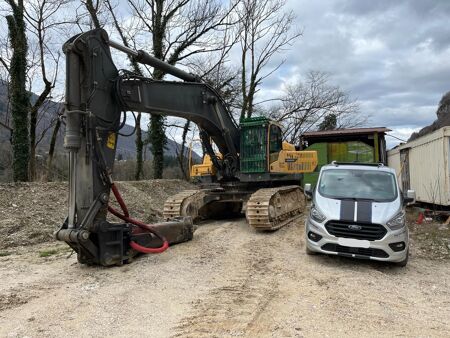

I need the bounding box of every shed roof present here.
[303,127,391,138]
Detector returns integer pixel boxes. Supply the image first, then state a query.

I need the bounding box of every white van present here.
[304,162,415,266]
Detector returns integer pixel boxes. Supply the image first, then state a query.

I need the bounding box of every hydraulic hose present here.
[108,183,169,254]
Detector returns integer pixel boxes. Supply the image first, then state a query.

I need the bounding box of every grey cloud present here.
[258,0,450,145]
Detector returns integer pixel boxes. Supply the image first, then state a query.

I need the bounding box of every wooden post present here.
[374,132,379,163]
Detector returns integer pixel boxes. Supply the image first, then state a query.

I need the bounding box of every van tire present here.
[395,249,409,267]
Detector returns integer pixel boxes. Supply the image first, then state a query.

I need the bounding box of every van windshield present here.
[318,168,398,202]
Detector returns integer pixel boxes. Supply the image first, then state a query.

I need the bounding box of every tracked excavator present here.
[56,29,317,266]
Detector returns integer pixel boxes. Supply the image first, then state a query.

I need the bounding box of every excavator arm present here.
[117,75,240,176]
[57,28,240,265]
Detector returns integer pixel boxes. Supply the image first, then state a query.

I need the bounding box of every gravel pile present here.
[0,179,194,249]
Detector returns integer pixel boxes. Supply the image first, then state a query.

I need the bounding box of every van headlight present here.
[310,205,326,223]
[386,211,405,230]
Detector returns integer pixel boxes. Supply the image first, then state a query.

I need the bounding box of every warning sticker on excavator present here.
[107,132,117,149]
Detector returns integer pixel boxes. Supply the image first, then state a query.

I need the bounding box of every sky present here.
[258,0,450,148]
[2,0,449,149]
[124,0,450,149]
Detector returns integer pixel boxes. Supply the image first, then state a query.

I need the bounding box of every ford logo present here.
[348,224,362,231]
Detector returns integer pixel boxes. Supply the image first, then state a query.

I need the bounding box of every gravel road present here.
[1,216,449,337]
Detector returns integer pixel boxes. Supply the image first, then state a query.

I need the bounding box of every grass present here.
[39,249,59,258]
[38,246,72,258]
[0,251,12,257]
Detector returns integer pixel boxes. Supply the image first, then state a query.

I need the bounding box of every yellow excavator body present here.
[190,154,218,178]
[269,141,318,174]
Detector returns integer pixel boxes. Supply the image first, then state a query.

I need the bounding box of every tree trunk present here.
[149,114,165,179]
[104,0,145,180]
[178,120,191,180]
[29,86,51,180]
[149,1,166,179]
[85,0,101,29]
[29,113,36,180]
[246,89,254,118]
[134,113,143,180]
[6,0,29,182]
[45,116,61,181]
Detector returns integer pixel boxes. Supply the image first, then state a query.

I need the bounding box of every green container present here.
[240,117,269,173]
[345,141,374,162]
[327,141,374,163]
[304,143,328,188]
[303,141,375,188]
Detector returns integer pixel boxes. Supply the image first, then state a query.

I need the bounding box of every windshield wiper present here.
[338,197,384,202]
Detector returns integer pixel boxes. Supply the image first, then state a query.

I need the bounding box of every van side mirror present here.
[404,190,415,205]
[304,183,312,199]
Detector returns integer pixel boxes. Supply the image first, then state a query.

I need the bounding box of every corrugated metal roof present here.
[303,127,391,138]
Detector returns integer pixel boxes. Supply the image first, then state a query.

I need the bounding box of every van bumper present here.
[305,218,409,263]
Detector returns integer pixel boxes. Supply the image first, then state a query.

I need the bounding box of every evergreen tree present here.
[6,0,29,182]
[318,114,337,131]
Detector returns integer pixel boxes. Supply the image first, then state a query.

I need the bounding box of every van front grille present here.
[325,221,387,241]
[321,243,389,258]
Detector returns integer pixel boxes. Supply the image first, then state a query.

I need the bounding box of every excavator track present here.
[163,190,206,221]
[246,186,306,231]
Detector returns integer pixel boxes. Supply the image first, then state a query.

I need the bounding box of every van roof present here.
[322,162,396,174]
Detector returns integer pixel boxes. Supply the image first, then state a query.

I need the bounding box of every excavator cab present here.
[239,117,318,180]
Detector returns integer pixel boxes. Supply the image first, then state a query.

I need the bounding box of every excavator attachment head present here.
[55,217,195,266]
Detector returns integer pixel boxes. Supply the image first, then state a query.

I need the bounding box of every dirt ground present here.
[1,181,450,337]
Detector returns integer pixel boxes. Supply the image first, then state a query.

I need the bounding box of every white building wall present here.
[387,148,401,183]
[387,127,450,206]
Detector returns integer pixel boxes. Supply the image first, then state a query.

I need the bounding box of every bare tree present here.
[128,0,238,179]
[269,71,363,145]
[82,0,102,28]
[187,53,242,111]
[103,0,146,180]
[237,0,301,120]
[79,0,239,179]
[81,0,146,181]
[44,104,63,181]
[0,53,13,148]
[0,43,12,136]
[23,0,69,180]
[172,51,241,178]
[0,33,11,86]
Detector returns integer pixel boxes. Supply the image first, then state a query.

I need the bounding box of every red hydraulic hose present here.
[107,183,169,254]
[110,184,129,217]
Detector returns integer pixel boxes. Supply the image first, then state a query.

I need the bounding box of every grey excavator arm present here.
[58,28,239,265]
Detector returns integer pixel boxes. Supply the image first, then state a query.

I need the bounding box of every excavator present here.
[56,29,317,266]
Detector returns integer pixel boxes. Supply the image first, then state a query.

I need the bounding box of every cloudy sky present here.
[258,0,450,148]
[2,0,447,148]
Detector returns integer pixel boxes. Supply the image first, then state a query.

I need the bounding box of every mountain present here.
[0,81,200,161]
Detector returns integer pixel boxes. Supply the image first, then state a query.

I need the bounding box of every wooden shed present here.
[300,127,391,188]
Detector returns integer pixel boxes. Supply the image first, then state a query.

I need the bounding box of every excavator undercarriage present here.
[163,183,307,231]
